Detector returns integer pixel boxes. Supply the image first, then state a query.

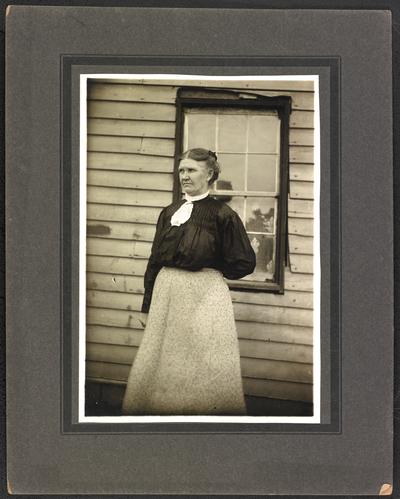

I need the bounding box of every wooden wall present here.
[85,78,315,404]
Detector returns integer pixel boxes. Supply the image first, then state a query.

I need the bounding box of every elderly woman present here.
[122,148,256,415]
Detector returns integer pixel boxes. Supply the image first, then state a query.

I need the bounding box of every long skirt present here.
[121,267,246,415]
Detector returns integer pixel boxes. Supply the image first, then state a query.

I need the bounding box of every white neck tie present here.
[170,191,209,226]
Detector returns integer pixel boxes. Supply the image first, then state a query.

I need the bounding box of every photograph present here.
[5,3,395,493]
[81,74,320,423]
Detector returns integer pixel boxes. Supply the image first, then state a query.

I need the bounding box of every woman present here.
[122,148,256,415]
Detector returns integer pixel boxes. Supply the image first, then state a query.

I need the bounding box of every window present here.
[174,88,291,293]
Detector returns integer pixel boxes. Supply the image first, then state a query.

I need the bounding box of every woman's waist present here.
[159,265,223,277]
[155,252,222,271]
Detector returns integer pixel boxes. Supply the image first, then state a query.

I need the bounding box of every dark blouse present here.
[141,195,256,312]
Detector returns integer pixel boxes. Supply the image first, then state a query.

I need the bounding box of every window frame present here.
[173,87,292,293]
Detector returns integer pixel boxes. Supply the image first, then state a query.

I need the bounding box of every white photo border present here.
[79,74,321,424]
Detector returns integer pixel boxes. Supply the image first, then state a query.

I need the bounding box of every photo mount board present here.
[6,6,393,495]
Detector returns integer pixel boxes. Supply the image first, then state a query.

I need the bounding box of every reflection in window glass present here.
[247,155,278,192]
[245,234,275,281]
[185,114,216,151]
[248,115,280,153]
[246,197,275,234]
[218,114,247,152]
[216,154,246,191]
[212,194,245,223]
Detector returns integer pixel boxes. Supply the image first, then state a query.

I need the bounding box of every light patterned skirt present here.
[122,267,246,415]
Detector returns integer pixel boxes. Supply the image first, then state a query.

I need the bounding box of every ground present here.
[85,382,313,417]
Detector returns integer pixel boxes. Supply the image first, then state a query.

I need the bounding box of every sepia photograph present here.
[5,4,394,493]
[80,75,320,422]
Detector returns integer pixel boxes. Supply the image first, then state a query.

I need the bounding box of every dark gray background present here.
[5,6,393,495]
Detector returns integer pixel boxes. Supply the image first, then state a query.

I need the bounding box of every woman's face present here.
[179,158,211,196]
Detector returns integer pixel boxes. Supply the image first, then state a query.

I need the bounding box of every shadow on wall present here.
[85,382,313,417]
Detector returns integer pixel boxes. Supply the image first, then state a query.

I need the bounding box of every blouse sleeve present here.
[141,208,167,313]
[219,209,256,280]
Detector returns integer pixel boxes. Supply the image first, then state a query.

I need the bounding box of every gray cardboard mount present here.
[6,6,393,495]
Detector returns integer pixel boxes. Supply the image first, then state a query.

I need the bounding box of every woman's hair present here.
[180,148,221,185]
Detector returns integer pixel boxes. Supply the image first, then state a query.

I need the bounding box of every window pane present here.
[227,196,245,222]
[218,114,247,152]
[211,195,245,223]
[246,197,275,234]
[245,234,275,281]
[185,113,216,151]
[247,154,278,192]
[248,115,280,153]
[216,153,246,191]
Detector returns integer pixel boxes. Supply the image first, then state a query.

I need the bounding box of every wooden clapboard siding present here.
[289,129,314,146]
[244,90,313,110]
[87,152,174,172]
[87,255,148,276]
[239,339,312,364]
[231,288,312,308]
[234,303,313,327]
[86,305,315,347]
[88,118,313,145]
[87,238,151,258]
[87,258,313,291]
[290,164,314,181]
[85,79,316,403]
[88,118,176,139]
[86,272,313,309]
[289,181,314,200]
[87,307,146,329]
[88,100,176,121]
[87,204,162,224]
[86,339,312,379]
[288,199,314,218]
[85,318,314,400]
[87,290,143,311]
[85,345,312,385]
[87,170,173,191]
[288,218,313,237]
[88,135,175,157]
[87,186,173,206]
[87,288,315,326]
[289,147,314,164]
[85,341,313,385]
[235,322,312,345]
[89,81,314,110]
[86,325,144,346]
[284,271,313,292]
[86,360,130,385]
[86,361,130,382]
[86,255,314,292]
[86,322,313,348]
[93,78,315,91]
[88,83,178,103]
[87,300,313,329]
[86,339,312,366]
[86,343,138,364]
[290,254,314,274]
[288,235,313,255]
[290,111,314,129]
[87,222,156,242]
